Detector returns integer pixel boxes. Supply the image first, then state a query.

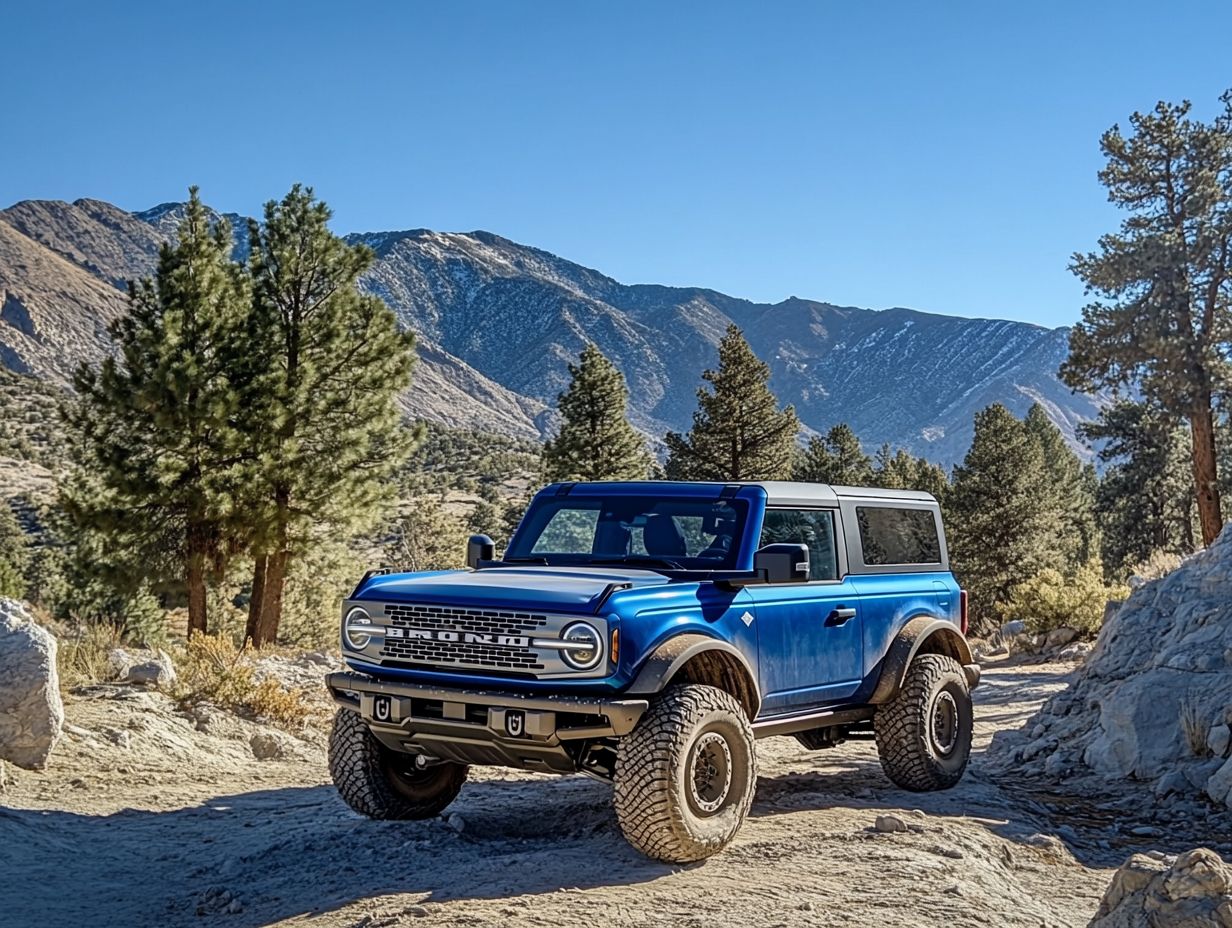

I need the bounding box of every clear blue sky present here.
[3,1,1230,328]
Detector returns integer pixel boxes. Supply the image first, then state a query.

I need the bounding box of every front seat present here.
[643,514,687,557]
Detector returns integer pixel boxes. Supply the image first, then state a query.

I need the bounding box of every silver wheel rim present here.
[931,691,959,756]
[690,731,734,814]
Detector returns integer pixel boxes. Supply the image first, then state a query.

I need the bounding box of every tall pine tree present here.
[1023,404,1099,568]
[794,424,874,485]
[63,188,251,635]
[1061,95,1232,546]
[665,324,799,481]
[873,444,951,502]
[541,344,651,482]
[947,404,1062,633]
[242,186,417,646]
[1081,399,1197,574]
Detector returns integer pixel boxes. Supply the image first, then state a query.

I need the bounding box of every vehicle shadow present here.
[3,746,1206,928]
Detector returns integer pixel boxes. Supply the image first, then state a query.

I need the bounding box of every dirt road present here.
[0,661,1197,928]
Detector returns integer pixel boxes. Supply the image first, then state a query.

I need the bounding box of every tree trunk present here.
[186,531,208,637]
[253,547,288,647]
[1189,397,1224,546]
[245,555,268,645]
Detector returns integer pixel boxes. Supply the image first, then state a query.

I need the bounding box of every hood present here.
[354,565,674,613]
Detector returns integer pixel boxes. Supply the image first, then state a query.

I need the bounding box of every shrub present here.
[1004,558,1128,637]
[1128,549,1185,585]
[55,621,124,691]
[1180,694,1213,758]
[175,633,312,729]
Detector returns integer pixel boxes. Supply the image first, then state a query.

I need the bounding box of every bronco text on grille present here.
[380,602,548,671]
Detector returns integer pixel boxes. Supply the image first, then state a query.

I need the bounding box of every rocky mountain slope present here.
[0,197,1100,462]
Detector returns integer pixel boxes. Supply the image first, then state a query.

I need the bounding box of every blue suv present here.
[326,481,979,862]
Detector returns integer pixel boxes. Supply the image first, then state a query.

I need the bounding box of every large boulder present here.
[0,598,64,769]
[989,525,1232,805]
[1089,849,1232,927]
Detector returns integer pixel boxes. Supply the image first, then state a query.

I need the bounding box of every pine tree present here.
[242,186,418,646]
[873,444,951,502]
[63,188,251,635]
[665,324,799,481]
[542,344,651,482]
[1081,399,1197,575]
[794,424,874,485]
[947,404,1062,634]
[1061,95,1232,546]
[1023,404,1099,568]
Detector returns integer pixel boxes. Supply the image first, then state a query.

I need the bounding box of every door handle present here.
[825,607,857,626]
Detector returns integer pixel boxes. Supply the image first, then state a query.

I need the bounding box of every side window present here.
[855,506,941,565]
[759,509,839,581]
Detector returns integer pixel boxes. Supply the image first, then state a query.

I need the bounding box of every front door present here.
[747,508,864,715]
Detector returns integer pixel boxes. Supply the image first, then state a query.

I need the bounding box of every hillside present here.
[0,198,1100,464]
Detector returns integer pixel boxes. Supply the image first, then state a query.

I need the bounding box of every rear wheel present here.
[613,684,756,862]
[874,654,973,791]
[328,708,468,819]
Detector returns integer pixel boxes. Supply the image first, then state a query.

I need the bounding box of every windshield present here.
[506,495,748,570]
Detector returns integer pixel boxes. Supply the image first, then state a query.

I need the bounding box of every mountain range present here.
[0,197,1101,466]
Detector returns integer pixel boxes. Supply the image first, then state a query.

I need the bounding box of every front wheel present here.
[328,708,468,819]
[874,653,973,791]
[613,684,757,863]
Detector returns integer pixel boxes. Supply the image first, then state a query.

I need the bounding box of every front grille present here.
[380,603,549,671]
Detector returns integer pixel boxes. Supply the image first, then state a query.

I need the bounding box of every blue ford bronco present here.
[326,481,979,862]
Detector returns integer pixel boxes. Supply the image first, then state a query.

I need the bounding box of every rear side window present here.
[855,507,941,566]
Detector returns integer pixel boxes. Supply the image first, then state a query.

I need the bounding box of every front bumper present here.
[325,671,648,775]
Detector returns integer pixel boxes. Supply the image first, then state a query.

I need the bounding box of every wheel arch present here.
[869,615,977,705]
[627,634,760,720]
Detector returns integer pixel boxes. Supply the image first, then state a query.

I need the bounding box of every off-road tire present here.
[328,708,468,819]
[613,684,756,863]
[874,653,972,791]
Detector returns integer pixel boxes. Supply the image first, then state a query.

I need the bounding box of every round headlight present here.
[344,607,373,651]
[560,622,604,671]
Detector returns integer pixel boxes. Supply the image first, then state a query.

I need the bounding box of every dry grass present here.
[54,621,124,691]
[175,633,313,729]
[1180,694,1213,758]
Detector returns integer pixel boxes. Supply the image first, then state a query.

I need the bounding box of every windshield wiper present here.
[496,556,549,565]
[588,555,684,570]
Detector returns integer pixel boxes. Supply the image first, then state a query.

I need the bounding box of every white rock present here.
[1090,848,1232,927]
[249,730,294,761]
[125,649,177,689]
[999,620,1027,639]
[874,814,908,833]
[1044,626,1079,650]
[1204,757,1232,808]
[1208,723,1231,759]
[0,599,64,769]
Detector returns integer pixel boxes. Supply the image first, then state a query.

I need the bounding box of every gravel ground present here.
[0,660,1204,928]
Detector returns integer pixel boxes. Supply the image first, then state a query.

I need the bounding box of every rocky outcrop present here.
[989,525,1232,807]
[1089,849,1232,927]
[0,598,63,769]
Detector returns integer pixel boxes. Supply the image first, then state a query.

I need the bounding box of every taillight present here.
[959,590,969,635]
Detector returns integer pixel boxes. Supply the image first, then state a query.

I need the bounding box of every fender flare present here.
[868,616,979,705]
[627,633,761,718]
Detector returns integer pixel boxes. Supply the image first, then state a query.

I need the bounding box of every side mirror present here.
[754,543,809,583]
[466,534,496,569]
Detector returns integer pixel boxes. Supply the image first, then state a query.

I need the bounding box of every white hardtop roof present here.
[557,480,937,506]
[745,481,937,506]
